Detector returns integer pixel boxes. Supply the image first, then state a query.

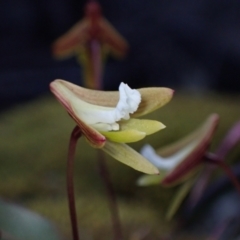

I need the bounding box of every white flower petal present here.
[117,82,141,117]
[71,82,141,131]
[140,142,199,171]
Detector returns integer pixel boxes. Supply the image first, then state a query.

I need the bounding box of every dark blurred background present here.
[1,0,240,110]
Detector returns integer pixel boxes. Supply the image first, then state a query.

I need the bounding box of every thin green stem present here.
[67,126,82,240]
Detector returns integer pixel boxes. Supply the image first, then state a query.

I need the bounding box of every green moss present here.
[0,92,239,239]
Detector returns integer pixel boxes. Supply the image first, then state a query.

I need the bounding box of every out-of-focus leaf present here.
[166,176,198,221]
[0,199,62,240]
[1,230,20,240]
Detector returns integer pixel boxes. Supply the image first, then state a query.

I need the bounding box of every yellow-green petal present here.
[119,118,165,135]
[101,129,146,143]
[137,172,168,186]
[132,87,174,117]
[102,141,159,174]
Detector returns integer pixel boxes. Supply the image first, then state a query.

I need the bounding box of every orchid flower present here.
[137,114,240,220]
[137,114,219,219]
[138,114,219,186]
[52,1,128,89]
[50,79,173,174]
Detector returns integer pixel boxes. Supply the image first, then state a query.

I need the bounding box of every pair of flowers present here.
[51,79,239,221]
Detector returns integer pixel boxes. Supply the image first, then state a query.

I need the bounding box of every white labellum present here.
[71,82,141,131]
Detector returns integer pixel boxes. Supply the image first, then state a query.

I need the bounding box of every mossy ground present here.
[0,91,239,239]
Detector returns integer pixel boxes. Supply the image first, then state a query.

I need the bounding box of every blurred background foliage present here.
[0,92,239,239]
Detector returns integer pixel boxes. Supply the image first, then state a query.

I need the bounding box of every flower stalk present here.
[51,2,172,237]
[204,152,240,194]
[67,126,82,240]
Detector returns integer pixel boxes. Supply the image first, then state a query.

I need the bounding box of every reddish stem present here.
[97,150,123,240]
[205,153,240,195]
[91,39,103,90]
[67,126,82,240]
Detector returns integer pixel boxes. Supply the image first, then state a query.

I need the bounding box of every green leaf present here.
[0,199,62,240]
[166,176,197,220]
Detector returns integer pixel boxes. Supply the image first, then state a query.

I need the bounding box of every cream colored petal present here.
[132,87,174,117]
[50,80,106,148]
[50,80,172,145]
[52,80,141,132]
[102,141,159,174]
[119,118,165,135]
[101,129,146,143]
[50,80,117,105]
[50,80,173,117]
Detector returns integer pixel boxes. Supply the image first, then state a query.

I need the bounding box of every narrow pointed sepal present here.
[119,118,166,135]
[137,172,167,186]
[52,20,89,59]
[100,119,165,143]
[101,129,146,143]
[102,141,159,174]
